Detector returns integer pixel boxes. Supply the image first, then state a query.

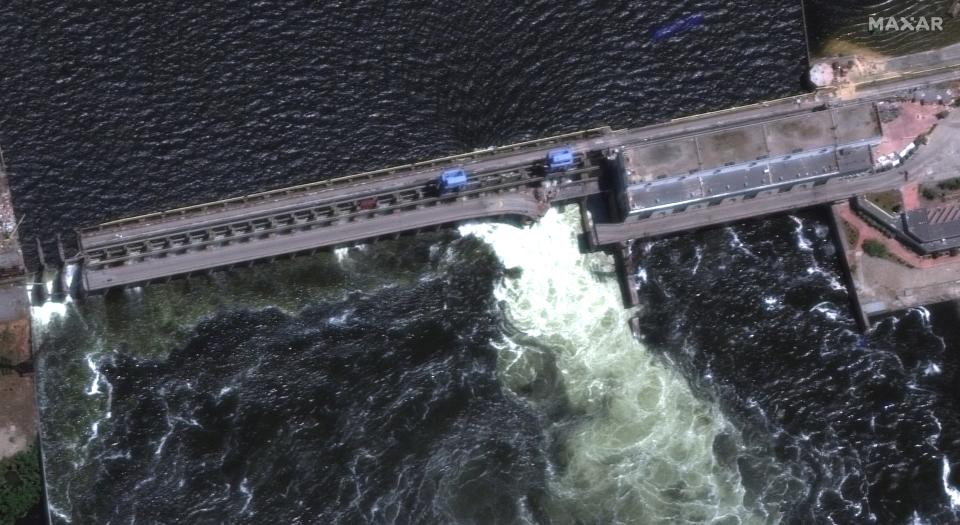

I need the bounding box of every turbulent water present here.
[8,1,960,524]
[632,211,960,524]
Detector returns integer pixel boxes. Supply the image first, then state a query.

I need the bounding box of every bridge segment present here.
[70,58,960,292]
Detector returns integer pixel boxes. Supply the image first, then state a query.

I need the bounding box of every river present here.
[5,1,960,524]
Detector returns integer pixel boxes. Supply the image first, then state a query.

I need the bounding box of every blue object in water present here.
[546,147,575,172]
[438,168,468,193]
[652,13,705,41]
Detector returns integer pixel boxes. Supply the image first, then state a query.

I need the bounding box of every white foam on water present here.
[636,267,648,284]
[805,264,846,292]
[810,302,840,321]
[942,456,960,508]
[85,354,102,395]
[460,208,760,524]
[85,421,99,447]
[914,306,932,326]
[727,228,758,258]
[31,296,68,327]
[791,215,812,252]
[239,478,254,515]
[63,263,78,291]
[46,501,72,524]
[763,296,780,310]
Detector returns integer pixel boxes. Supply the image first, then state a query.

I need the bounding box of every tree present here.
[863,239,888,258]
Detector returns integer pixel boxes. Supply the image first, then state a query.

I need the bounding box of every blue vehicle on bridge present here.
[546,147,576,173]
[436,168,468,194]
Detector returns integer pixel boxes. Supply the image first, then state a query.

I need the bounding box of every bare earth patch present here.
[0,317,36,460]
[876,102,944,158]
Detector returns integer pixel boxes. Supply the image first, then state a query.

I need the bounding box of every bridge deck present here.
[83,193,545,291]
[70,54,960,293]
[593,169,907,244]
[78,91,831,247]
[80,127,611,250]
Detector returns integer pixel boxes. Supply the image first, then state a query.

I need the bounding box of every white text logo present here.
[868,16,944,32]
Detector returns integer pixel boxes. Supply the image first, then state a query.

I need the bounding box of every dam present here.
[36,49,960,296]
[67,99,881,293]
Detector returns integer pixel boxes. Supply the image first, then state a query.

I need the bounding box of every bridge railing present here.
[82,174,580,269]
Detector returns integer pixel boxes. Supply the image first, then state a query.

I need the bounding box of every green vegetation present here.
[842,220,859,245]
[920,178,960,203]
[936,110,950,120]
[0,444,42,525]
[938,178,960,192]
[0,329,15,376]
[863,239,889,258]
[865,190,903,215]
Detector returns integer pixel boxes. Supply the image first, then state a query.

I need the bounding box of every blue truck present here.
[436,168,468,194]
[546,147,575,172]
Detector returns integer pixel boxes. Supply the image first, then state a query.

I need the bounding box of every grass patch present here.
[863,239,889,258]
[866,190,903,215]
[0,444,42,525]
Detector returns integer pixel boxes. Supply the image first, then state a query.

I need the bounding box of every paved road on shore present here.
[844,65,960,103]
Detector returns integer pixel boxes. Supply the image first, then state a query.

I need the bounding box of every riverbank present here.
[0,163,41,524]
[816,37,888,62]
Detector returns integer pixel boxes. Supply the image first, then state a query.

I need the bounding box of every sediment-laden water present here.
[9,2,960,524]
[805,0,960,56]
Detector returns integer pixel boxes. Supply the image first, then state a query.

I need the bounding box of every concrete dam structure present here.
[65,96,893,294]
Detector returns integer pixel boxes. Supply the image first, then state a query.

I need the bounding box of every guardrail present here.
[84,166,601,269]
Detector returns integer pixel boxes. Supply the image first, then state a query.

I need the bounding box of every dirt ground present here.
[0,317,36,459]
[876,102,945,158]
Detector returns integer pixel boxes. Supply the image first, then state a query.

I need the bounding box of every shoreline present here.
[0,158,42,524]
[814,37,889,62]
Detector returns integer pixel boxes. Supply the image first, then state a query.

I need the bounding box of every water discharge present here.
[461,208,767,524]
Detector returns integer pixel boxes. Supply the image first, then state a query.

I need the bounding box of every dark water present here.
[13,2,960,525]
[634,210,960,524]
[78,238,551,524]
